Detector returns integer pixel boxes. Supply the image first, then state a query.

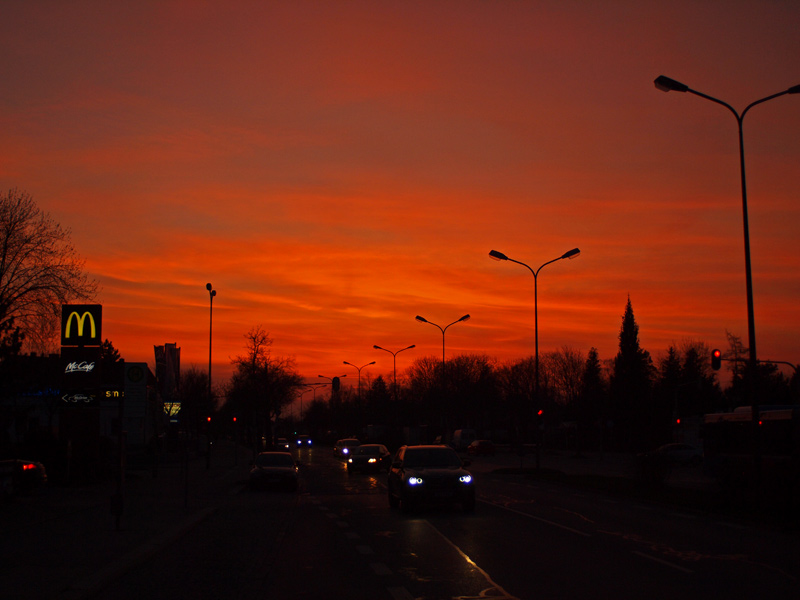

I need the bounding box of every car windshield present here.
[255,453,294,467]
[402,448,463,468]
[355,446,381,455]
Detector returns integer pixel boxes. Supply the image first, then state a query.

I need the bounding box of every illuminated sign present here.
[163,402,181,416]
[64,361,96,374]
[61,346,101,389]
[62,393,97,404]
[61,305,102,346]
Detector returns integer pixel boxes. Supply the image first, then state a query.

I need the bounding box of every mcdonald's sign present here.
[61,304,102,346]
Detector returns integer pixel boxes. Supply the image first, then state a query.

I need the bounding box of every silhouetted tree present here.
[0,189,97,351]
[226,327,303,450]
[609,297,654,450]
[578,347,607,452]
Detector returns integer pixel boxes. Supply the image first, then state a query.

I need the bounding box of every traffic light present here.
[711,348,722,370]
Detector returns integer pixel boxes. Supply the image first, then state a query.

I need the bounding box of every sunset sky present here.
[2,1,798,392]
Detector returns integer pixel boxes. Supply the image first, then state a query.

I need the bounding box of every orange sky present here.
[2,1,799,389]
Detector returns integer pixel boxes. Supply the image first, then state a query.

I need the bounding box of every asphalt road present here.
[3,443,798,599]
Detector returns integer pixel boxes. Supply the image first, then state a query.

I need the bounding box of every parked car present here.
[387,445,475,513]
[249,452,298,491]
[347,444,391,472]
[295,435,312,448]
[333,438,360,458]
[466,440,496,456]
[0,459,47,499]
[275,437,291,451]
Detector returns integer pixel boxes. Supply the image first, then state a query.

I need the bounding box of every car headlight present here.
[408,476,424,486]
[459,475,472,484]
[348,458,353,463]
[343,448,349,454]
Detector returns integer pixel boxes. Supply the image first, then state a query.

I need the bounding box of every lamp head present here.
[373,345,382,350]
[206,282,212,291]
[459,314,471,322]
[788,84,800,94]
[489,250,508,261]
[368,361,376,366]
[415,315,428,323]
[654,75,689,93]
[562,248,581,260]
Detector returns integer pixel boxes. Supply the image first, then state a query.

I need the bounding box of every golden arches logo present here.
[64,311,97,339]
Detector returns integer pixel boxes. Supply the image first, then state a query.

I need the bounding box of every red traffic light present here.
[711,349,722,370]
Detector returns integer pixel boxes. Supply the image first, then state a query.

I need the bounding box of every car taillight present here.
[21,463,36,471]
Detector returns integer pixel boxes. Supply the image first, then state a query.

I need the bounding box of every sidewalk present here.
[1,439,252,600]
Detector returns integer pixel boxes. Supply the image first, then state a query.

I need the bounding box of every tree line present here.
[2,189,798,457]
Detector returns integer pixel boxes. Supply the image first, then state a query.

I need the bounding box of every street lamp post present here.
[654,76,799,395]
[343,361,376,400]
[489,248,580,467]
[415,315,470,365]
[205,283,216,405]
[373,344,415,400]
[205,283,216,471]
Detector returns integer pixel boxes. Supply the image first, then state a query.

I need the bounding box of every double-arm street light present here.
[415,314,470,366]
[205,283,216,403]
[343,361,376,400]
[489,248,580,467]
[654,76,800,394]
[373,344,415,400]
[489,248,580,399]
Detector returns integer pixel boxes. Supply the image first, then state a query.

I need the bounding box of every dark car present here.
[387,445,475,513]
[347,444,391,472]
[249,452,298,491]
[275,437,291,451]
[333,438,360,458]
[295,435,312,448]
[0,459,47,499]
[466,439,496,456]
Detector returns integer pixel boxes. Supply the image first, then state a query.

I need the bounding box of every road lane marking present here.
[480,499,591,537]
[425,520,521,600]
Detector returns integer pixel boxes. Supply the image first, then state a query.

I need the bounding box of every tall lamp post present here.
[415,315,470,366]
[205,283,216,406]
[343,361,376,400]
[373,344,415,400]
[489,248,580,467]
[654,76,799,396]
[205,283,216,470]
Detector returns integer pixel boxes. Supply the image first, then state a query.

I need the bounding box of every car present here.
[466,439,496,456]
[249,452,298,491]
[295,435,312,448]
[387,445,475,513]
[275,437,291,451]
[0,459,47,499]
[333,438,360,458]
[347,444,391,472]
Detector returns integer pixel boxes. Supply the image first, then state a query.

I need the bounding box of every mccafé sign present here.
[61,304,102,347]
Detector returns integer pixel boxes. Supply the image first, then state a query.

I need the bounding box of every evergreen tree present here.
[609,297,654,450]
